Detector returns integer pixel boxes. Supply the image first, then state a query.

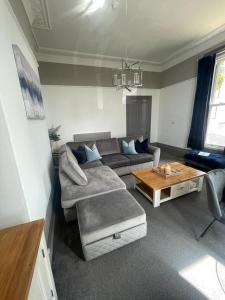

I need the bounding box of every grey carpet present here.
[53,168,225,300]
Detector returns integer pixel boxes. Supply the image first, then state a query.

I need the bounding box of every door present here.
[126,96,152,138]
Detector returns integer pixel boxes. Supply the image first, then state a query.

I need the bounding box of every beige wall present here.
[39,62,161,89]
[160,57,197,88]
[38,58,197,89]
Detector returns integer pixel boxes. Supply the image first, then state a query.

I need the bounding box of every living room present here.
[1,0,225,299]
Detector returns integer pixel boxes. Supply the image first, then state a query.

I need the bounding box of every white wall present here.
[0,0,53,227]
[158,78,196,148]
[42,86,160,144]
[0,97,29,227]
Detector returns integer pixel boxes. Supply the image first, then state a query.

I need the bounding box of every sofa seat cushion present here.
[77,189,146,245]
[61,166,126,208]
[101,154,130,169]
[125,153,153,165]
[80,160,103,170]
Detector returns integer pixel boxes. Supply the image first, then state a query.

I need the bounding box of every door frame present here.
[126,95,152,138]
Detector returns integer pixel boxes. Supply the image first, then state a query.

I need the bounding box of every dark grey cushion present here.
[101,154,130,168]
[96,138,120,156]
[125,153,153,165]
[67,141,96,152]
[77,189,146,245]
[80,160,103,169]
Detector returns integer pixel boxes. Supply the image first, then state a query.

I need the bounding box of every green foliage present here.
[49,132,60,142]
[215,71,225,91]
[48,125,61,142]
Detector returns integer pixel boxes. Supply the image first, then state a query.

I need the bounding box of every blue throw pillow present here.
[122,140,137,155]
[135,138,149,153]
[84,144,102,162]
[72,146,87,164]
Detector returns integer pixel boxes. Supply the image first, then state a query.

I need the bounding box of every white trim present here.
[28,13,225,72]
[36,47,162,71]
[205,144,224,151]
[32,0,51,30]
[36,21,225,72]
[161,24,225,70]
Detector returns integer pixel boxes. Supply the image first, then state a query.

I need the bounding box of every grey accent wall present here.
[39,60,195,89]
[38,62,161,88]
[160,56,198,88]
[160,43,225,88]
[39,44,225,89]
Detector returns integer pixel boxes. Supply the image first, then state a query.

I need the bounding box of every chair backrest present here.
[206,169,225,220]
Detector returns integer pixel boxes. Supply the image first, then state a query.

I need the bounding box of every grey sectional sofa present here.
[59,136,160,222]
[67,135,160,176]
[58,137,160,260]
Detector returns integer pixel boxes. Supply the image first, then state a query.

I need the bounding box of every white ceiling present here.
[23,0,225,69]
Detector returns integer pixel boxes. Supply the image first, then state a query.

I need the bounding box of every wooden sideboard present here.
[0,220,57,300]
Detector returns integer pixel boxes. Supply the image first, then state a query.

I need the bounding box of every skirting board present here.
[152,142,224,157]
[152,142,188,158]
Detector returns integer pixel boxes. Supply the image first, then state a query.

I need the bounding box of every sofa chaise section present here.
[60,165,126,209]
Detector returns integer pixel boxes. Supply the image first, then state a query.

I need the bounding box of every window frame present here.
[204,53,225,151]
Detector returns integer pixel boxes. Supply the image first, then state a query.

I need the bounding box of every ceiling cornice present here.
[35,22,225,72]
[161,24,225,71]
[32,0,51,29]
[22,0,51,30]
[36,23,225,72]
[36,47,162,72]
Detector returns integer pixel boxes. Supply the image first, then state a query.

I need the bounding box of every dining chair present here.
[198,169,225,239]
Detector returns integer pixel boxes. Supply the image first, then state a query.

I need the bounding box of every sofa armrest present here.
[148,145,161,166]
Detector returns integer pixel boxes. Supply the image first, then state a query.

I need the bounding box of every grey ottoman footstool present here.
[76,189,147,261]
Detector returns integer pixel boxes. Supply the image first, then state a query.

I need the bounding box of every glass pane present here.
[211,59,225,105]
[205,104,225,147]
[205,56,225,148]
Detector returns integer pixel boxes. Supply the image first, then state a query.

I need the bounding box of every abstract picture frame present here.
[12,44,45,120]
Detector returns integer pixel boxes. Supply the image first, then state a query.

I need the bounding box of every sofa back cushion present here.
[85,144,102,162]
[61,146,88,186]
[72,146,87,164]
[67,136,145,155]
[135,138,149,153]
[118,136,144,152]
[67,141,96,152]
[122,140,137,155]
[96,138,120,156]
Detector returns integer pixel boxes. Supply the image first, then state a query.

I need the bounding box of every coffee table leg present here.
[153,190,161,207]
[198,176,204,192]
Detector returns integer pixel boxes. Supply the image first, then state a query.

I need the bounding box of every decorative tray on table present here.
[152,164,182,179]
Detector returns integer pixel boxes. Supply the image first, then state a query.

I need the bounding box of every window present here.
[205,55,225,149]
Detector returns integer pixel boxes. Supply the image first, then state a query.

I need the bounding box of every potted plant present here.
[48,125,61,152]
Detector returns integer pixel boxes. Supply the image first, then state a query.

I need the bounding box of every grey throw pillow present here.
[61,146,88,186]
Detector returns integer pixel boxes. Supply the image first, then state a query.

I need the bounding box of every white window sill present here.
[204,144,224,153]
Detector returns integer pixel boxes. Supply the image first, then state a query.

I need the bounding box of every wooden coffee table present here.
[132,162,205,207]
